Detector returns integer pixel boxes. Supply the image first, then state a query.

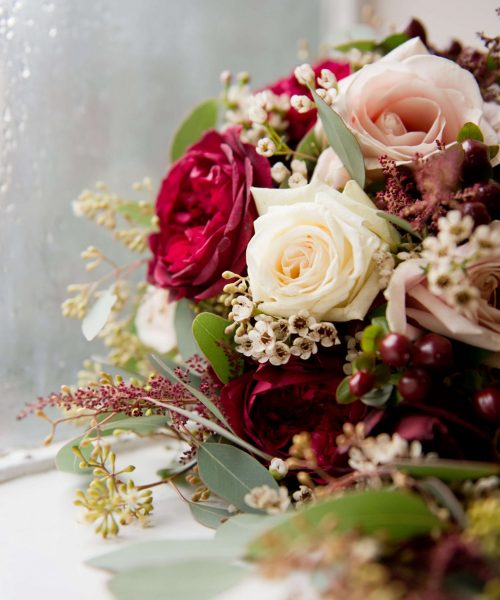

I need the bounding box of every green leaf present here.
[335,376,357,405]
[88,539,239,573]
[457,122,484,143]
[489,144,499,159]
[335,39,376,53]
[174,299,200,362]
[82,288,117,341]
[192,312,243,384]
[107,560,246,600]
[361,383,393,407]
[197,442,279,514]
[215,513,286,547]
[55,415,169,474]
[170,99,219,163]
[376,211,422,239]
[417,478,467,528]
[247,489,442,560]
[352,353,375,373]
[377,33,410,54]
[393,459,500,482]
[189,502,233,529]
[360,324,384,353]
[309,87,365,188]
[295,128,321,163]
[116,202,153,228]
[150,353,231,428]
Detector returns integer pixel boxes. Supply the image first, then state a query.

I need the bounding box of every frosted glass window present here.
[0,0,320,451]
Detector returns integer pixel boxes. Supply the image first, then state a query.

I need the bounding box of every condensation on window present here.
[0,0,319,451]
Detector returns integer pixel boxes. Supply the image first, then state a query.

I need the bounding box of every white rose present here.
[247,181,399,321]
[313,38,500,189]
[135,286,177,354]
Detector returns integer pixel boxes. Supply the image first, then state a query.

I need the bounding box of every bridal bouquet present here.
[24,16,500,600]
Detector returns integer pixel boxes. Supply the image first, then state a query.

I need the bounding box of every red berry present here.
[379,333,412,368]
[473,180,500,220]
[412,334,454,371]
[398,368,431,402]
[474,387,500,423]
[461,139,492,185]
[349,370,375,397]
[460,201,491,226]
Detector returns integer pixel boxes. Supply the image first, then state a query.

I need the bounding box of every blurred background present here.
[1,0,498,452]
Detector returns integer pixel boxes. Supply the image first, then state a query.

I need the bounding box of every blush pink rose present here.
[385,244,500,364]
[313,38,500,189]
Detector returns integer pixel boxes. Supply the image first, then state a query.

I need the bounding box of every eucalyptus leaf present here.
[310,87,365,188]
[376,211,422,239]
[88,539,239,572]
[215,513,286,548]
[197,442,279,513]
[189,502,233,529]
[170,99,219,163]
[393,459,500,482]
[295,128,321,163]
[192,312,243,384]
[457,122,484,143]
[247,489,441,560]
[417,478,467,528]
[82,288,117,341]
[335,39,376,53]
[116,202,153,228]
[108,560,247,600]
[55,415,170,474]
[335,376,356,405]
[377,33,410,53]
[174,299,200,362]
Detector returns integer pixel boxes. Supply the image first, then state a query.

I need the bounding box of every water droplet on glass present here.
[6,17,16,28]
[21,66,30,79]
[4,108,12,123]
[48,27,57,38]
[5,30,14,41]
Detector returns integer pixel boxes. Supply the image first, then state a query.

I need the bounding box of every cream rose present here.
[247,181,399,321]
[135,286,177,354]
[313,38,500,188]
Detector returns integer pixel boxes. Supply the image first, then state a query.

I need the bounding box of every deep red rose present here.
[148,127,272,301]
[218,355,368,473]
[266,60,350,146]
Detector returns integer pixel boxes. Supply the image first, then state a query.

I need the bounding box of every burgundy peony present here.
[266,60,350,146]
[218,355,368,473]
[148,127,272,300]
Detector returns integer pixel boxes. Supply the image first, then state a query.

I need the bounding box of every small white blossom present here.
[317,68,337,90]
[427,263,466,296]
[234,334,257,357]
[470,223,500,256]
[291,159,308,177]
[343,331,363,374]
[230,295,254,322]
[271,161,291,184]
[248,105,267,125]
[421,235,455,264]
[288,310,316,336]
[268,341,292,366]
[373,249,395,288]
[220,70,232,85]
[437,210,474,244]
[269,457,288,480]
[244,485,290,514]
[290,336,318,360]
[253,90,275,111]
[309,322,340,347]
[292,485,314,508]
[294,63,315,86]
[271,319,290,341]
[448,283,480,315]
[288,172,307,188]
[275,93,291,112]
[248,319,276,353]
[290,94,313,114]
[256,137,276,157]
[314,88,332,106]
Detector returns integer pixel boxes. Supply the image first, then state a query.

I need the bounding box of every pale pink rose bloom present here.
[313,38,500,189]
[385,251,500,365]
[135,286,177,354]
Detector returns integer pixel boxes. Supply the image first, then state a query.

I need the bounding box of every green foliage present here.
[457,122,485,143]
[192,312,243,383]
[309,86,365,188]
[360,324,384,353]
[197,442,279,513]
[295,128,321,163]
[247,489,442,560]
[55,415,169,474]
[107,560,246,600]
[335,39,376,53]
[360,383,393,407]
[393,459,500,482]
[116,203,153,228]
[376,211,422,239]
[378,33,410,53]
[336,376,356,404]
[188,502,233,529]
[82,288,117,341]
[174,299,201,363]
[170,99,219,163]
